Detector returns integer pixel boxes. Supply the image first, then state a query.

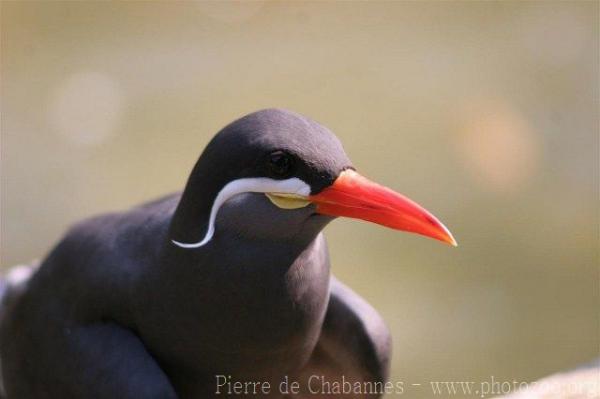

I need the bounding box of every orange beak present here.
[309,170,457,246]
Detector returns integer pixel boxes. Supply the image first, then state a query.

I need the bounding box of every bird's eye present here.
[266,151,294,178]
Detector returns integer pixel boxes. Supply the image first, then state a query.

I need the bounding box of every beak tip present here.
[438,233,458,247]
[437,220,458,247]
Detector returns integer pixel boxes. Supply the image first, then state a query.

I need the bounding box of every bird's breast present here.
[140,234,331,384]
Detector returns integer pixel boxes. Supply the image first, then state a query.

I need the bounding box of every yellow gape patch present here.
[265,193,311,209]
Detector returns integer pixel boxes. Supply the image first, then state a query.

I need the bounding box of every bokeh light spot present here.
[49,72,124,146]
[456,100,541,194]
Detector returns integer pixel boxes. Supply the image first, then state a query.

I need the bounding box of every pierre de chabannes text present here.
[215,375,404,396]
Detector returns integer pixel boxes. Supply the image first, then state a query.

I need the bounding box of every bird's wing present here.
[294,276,392,398]
[0,261,40,399]
[0,261,39,315]
[2,320,178,399]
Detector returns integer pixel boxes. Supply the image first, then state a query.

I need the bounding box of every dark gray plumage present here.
[0,109,391,399]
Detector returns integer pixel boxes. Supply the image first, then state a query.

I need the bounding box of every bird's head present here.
[170,109,456,249]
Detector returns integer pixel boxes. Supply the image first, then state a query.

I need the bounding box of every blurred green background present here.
[1,1,598,397]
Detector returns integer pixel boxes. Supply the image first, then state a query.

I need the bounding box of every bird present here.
[0,108,456,399]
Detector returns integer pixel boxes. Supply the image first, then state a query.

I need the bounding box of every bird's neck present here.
[169,190,209,244]
[168,160,227,244]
